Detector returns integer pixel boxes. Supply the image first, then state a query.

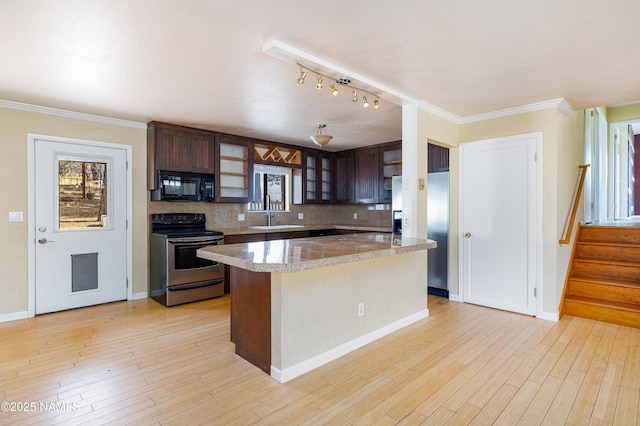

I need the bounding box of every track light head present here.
[362,96,369,107]
[315,75,323,90]
[374,99,380,111]
[351,90,358,102]
[329,85,339,96]
[297,69,307,85]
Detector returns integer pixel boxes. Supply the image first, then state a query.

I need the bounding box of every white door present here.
[460,133,539,316]
[35,139,127,314]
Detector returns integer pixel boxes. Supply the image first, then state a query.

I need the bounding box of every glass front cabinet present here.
[304,150,332,204]
[216,135,251,203]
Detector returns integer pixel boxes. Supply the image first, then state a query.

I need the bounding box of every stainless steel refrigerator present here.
[427,172,449,296]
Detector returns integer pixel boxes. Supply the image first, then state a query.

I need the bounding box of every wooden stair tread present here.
[577,241,640,249]
[568,276,640,289]
[563,294,640,312]
[572,258,640,268]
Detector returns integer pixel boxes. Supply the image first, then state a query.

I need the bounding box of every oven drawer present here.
[166,278,224,306]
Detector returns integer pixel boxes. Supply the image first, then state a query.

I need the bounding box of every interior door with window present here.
[35,139,127,314]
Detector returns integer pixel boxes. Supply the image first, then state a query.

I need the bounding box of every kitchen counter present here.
[197,233,434,273]
[197,233,436,383]
[214,224,390,236]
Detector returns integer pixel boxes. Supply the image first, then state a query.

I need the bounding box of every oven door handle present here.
[167,238,223,245]
[168,279,224,291]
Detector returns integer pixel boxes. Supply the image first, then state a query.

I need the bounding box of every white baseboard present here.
[270,308,429,383]
[0,294,148,324]
[0,310,30,324]
[132,292,148,300]
[537,310,559,322]
[448,293,462,302]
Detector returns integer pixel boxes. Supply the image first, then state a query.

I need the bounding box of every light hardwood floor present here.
[1,295,639,425]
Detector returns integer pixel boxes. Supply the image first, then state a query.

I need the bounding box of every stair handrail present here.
[559,164,590,245]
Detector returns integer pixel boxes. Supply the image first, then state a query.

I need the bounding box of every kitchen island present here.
[198,233,436,383]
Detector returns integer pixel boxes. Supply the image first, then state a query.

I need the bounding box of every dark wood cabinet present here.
[215,134,252,203]
[380,141,402,203]
[334,150,354,204]
[267,230,308,240]
[428,143,449,172]
[354,146,380,204]
[304,150,333,204]
[147,122,216,189]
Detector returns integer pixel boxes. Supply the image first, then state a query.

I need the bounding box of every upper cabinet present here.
[334,150,354,204]
[216,134,252,203]
[304,150,332,204]
[354,146,380,204]
[380,141,402,203]
[147,121,215,189]
[147,120,401,205]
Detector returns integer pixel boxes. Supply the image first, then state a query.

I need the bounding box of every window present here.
[249,165,292,211]
[58,159,110,229]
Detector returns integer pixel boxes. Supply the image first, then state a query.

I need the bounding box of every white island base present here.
[270,250,428,383]
[199,233,434,383]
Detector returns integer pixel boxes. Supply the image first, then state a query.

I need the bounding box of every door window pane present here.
[58,160,108,229]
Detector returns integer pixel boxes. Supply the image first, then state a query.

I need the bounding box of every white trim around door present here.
[458,132,543,318]
[27,133,133,317]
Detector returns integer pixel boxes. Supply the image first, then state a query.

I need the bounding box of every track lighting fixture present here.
[296,63,381,112]
[297,68,307,85]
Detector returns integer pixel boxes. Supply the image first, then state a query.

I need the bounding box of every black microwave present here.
[151,170,214,202]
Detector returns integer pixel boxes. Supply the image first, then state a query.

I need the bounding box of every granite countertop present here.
[214,224,391,236]
[197,233,436,273]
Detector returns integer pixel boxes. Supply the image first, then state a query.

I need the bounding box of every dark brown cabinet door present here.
[154,126,190,172]
[188,132,215,173]
[304,150,333,204]
[334,151,354,203]
[147,122,215,188]
[354,146,379,204]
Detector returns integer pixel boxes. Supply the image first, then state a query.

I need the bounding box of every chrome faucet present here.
[265,195,275,226]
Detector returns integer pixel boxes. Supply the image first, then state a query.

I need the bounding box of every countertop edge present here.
[198,239,436,273]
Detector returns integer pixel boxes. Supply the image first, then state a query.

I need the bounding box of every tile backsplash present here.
[147,201,391,230]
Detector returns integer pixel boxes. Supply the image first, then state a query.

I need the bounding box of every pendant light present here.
[310,124,333,147]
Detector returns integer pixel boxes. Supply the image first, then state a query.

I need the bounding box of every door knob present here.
[38,238,55,244]
[464,232,472,238]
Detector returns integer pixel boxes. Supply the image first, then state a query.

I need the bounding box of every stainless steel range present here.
[150,213,224,306]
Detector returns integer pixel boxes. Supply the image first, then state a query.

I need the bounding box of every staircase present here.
[561,224,640,328]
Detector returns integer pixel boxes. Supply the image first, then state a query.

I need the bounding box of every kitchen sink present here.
[248,225,305,230]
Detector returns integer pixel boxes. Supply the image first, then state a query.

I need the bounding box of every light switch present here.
[298,213,304,220]
[9,211,23,222]
[238,213,245,221]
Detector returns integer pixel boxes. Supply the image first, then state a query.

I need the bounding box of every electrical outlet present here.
[238,213,245,221]
[298,212,304,220]
[353,212,358,220]
[358,302,365,317]
[403,215,410,227]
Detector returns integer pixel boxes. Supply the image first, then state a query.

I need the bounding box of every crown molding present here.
[416,100,464,124]
[459,98,575,124]
[0,100,147,129]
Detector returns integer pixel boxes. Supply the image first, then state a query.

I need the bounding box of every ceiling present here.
[1,0,640,151]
